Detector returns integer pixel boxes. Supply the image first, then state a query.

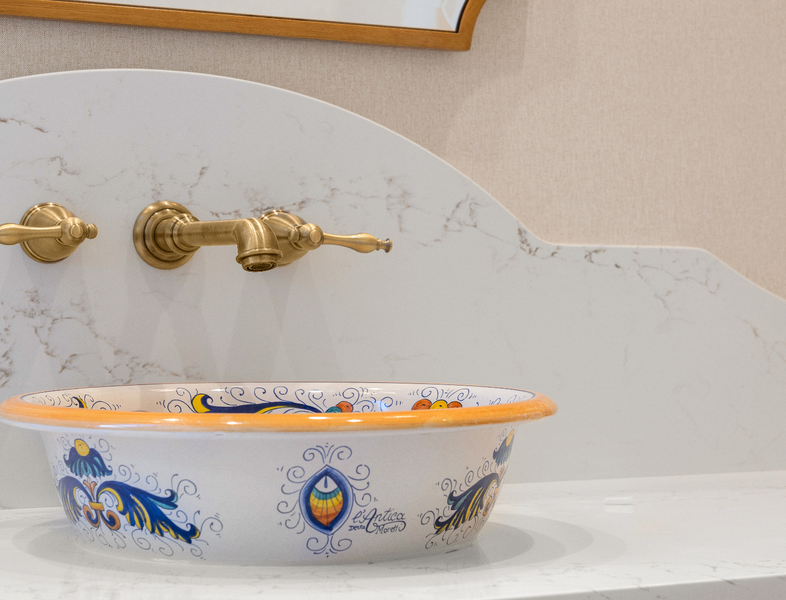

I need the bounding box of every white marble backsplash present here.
[1,70,785,508]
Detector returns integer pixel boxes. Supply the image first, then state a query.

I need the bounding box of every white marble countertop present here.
[2,471,784,599]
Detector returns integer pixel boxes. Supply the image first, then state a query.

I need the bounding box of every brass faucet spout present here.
[133,201,283,272]
[173,219,283,272]
[133,201,390,272]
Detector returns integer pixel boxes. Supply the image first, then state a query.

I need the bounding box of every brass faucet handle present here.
[0,203,98,263]
[0,223,61,246]
[286,221,392,254]
[322,232,392,254]
[58,218,99,246]
[287,223,324,251]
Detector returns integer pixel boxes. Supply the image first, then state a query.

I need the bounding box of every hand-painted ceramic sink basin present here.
[0,382,556,565]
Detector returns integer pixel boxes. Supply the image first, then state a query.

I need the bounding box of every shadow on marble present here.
[11,513,626,582]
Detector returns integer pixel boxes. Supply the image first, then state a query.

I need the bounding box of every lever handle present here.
[259,209,392,267]
[322,232,392,253]
[0,224,63,245]
[1,203,98,263]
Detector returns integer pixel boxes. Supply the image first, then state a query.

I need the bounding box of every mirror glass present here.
[70,0,471,31]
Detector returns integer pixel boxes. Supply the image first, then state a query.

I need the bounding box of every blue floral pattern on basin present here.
[53,437,222,558]
[421,429,516,548]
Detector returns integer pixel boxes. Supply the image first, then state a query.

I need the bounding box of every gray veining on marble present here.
[1,70,785,508]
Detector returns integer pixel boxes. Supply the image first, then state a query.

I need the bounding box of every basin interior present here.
[20,382,539,415]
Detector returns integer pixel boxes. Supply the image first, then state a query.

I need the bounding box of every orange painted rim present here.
[0,383,557,433]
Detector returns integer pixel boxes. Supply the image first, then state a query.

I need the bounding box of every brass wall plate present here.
[132,201,197,270]
[16,203,98,263]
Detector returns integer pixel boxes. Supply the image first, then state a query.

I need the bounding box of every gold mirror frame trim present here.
[0,390,556,433]
[0,0,487,50]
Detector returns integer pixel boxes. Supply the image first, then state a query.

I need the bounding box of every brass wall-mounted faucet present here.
[133,201,391,272]
[0,203,98,263]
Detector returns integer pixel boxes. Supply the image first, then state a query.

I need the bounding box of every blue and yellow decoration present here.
[492,430,515,466]
[433,472,500,535]
[431,431,515,537]
[191,393,322,414]
[299,466,353,535]
[64,438,112,478]
[278,443,371,556]
[56,439,200,544]
[185,389,477,415]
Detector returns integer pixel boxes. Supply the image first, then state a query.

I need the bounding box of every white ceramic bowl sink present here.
[0,382,556,565]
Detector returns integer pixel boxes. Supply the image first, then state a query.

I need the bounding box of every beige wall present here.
[2,0,784,299]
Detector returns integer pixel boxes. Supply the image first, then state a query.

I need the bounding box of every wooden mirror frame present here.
[0,0,487,50]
